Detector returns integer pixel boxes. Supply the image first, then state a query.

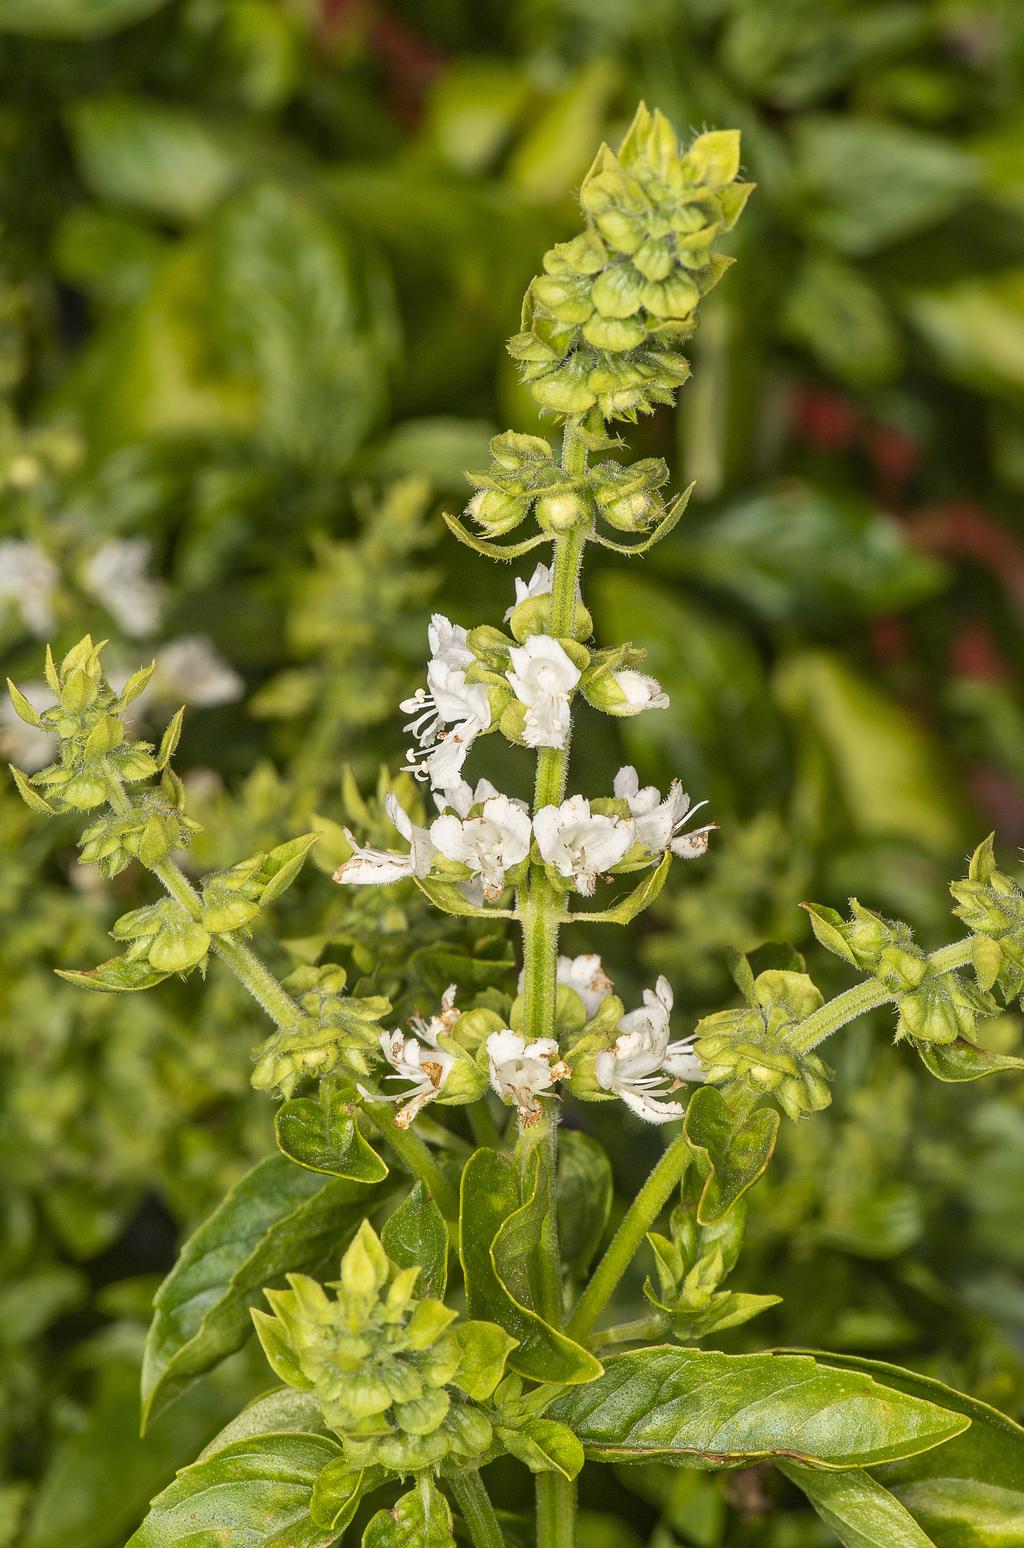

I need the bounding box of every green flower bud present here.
[694,970,831,1121]
[253,1223,509,1471]
[467,488,531,535]
[534,489,591,534]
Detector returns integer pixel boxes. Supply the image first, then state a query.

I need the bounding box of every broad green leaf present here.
[0,0,169,36]
[311,1459,387,1534]
[453,1321,519,1401]
[793,117,977,256]
[684,1086,779,1224]
[557,1131,613,1278]
[68,96,257,222]
[673,486,944,626]
[460,1149,602,1385]
[275,1093,389,1183]
[197,1389,325,1458]
[550,1348,968,1469]
[782,256,903,387]
[779,1462,936,1547]
[381,1182,448,1297]
[142,1156,383,1428]
[362,1478,454,1547]
[497,1417,585,1480]
[56,956,170,993]
[776,651,964,856]
[915,1039,1024,1083]
[797,1352,1024,1546]
[906,270,1024,397]
[127,1432,341,1548]
[24,1340,249,1548]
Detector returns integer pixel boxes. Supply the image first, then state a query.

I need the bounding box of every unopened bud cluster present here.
[253,1222,513,1471]
[508,107,752,422]
[950,835,1024,1005]
[251,964,392,1097]
[806,899,998,1046]
[694,969,831,1121]
[466,430,673,541]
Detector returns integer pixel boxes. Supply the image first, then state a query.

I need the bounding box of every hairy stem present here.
[790,936,975,1052]
[448,1469,506,1548]
[363,1106,460,1223]
[568,1132,690,1340]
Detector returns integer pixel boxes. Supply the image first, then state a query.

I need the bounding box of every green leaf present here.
[56,955,171,994]
[142,1155,384,1428]
[441,510,551,561]
[67,96,255,221]
[311,1459,387,1534]
[593,485,693,556]
[497,1417,585,1479]
[275,1093,389,1184]
[557,1131,613,1278]
[381,1182,448,1298]
[683,1086,780,1224]
[795,1351,1024,1546]
[915,1038,1024,1083]
[259,834,320,905]
[6,679,43,727]
[550,1348,968,1468]
[778,1463,937,1547]
[793,116,977,256]
[0,0,170,37]
[413,875,516,919]
[362,1478,455,1548]
[156,707,184,771]
[126,1432,341,1548]
[573,853,671,925]
[460,1148,602,1385]
[674,485,943,626]
[9,766,57,816]
[197,1389,325,1457]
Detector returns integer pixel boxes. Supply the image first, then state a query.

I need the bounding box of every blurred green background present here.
[1,2,1023,1544]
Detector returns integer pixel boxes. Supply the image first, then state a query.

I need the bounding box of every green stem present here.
[537,1477,575,1548]
[363,1106,460,1224]
[568,1132,690,1340]
[593,1312,668,1348]
[448,1469,506,1548]
[790,936,975,1053]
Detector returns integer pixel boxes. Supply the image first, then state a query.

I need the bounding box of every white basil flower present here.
[401,614,491,789]
[613,765,713,859]
[557,953,614,1018]
[82,538,163,638]
[609,669,670,714]
[434,776,500,817]
[503,562,552,621]
[486,1029,569,1121]
[333,792,435,886]
[505,635,580,749]
[408,983,460,1046]
[0,540,58,635]
[533,795,634,896]
[431,793,532,900]
[595,976,701,1124]
[368,1028,454,1129]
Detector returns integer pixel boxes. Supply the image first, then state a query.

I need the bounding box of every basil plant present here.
[9,105,1024,1548]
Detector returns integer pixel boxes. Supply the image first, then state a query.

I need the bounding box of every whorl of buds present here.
[508,106,752,423]
[252,1222,515,1470]
[694,969,831,1121]
[7,637,198,876]
[250,965,392,1097]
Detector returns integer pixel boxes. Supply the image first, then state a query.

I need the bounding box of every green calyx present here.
[806,895,1000,1045]
[694,969,831,1120]
[7,637,199,874]
[253,1221,515,1470]
[950,835,1024,1004]
[508,106,752,423]
[250,964,392,1097]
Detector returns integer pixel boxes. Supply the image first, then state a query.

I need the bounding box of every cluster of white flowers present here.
[365,959,704,1131]
[594,975,706,1124]
[335,768,712,899]
[401,616,492,790]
